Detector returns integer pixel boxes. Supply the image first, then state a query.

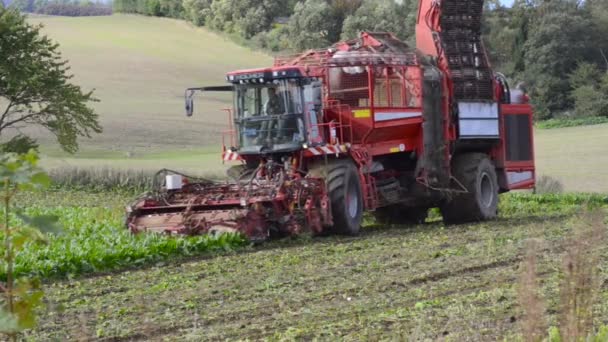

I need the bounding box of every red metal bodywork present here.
[127,162,332,241]
[127,0,535,240]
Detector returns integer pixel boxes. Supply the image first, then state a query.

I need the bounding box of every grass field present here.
[28,14,271,156]
[40,122,608,193]
[16,192,607,340]
[535,123,608,193]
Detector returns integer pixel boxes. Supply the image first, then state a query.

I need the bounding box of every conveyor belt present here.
[440,0,494,100]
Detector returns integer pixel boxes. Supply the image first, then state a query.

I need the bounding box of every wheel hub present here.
[347,188,358,219]
[479,172,494,208]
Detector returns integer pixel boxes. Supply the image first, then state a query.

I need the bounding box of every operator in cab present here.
[256,87,286,145]
[264,87,286,115]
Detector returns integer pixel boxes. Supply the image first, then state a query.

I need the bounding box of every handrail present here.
[274,52,419,68]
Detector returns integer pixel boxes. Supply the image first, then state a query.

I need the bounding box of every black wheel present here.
[374,205,428,225]
[440,153,499,224]
[310,160,363,236]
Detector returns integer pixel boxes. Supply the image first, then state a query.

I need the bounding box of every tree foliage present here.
[9,0,112,16]
[0,8,101,153]
[569,63,608,118]
[286,0,334,50]
[341,0,414,41]
[522,1,592,117]
[483,0,608,119]
[203,0,289,39]
[181,0,211,26]
[113,0,182,18]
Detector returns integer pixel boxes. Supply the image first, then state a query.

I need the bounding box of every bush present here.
[113,0,182,18]
[572,85,608,118]
[569,62,602,89]
[536,116,608,129]
[182,0,211,26]
[534,175,564,194]
[252,25,290,52]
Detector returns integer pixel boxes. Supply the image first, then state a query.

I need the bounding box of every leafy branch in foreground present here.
[0,7,101,153]
[0,151,59,340]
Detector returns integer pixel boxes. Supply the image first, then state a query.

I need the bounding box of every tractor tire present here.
[440,153,499,224]
[310,160,363,236]
[374,205,428,225]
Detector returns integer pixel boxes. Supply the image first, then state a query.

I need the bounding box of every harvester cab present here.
[227,71,316,155]
[126,0,536,241]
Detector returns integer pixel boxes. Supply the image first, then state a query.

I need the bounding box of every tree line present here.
[484,0,608,120]
[109,0,608,121]
[9,0,112,16]
[112,0,416,49]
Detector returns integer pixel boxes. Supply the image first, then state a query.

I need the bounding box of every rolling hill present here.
[28,14,271,155]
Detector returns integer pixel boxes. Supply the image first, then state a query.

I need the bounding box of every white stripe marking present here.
[320,146,333,154]
[224,152,240,161]
[308,148,322,155]
[374,112,422,122]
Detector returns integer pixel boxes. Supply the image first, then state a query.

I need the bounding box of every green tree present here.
[287,0,334,50]
[586,0,608,70]
[569,62,608,118]
[145,0,160,15]
[252,25,290,52]
[8,0,34,12]
[341,0,413,41]
[482,0,531,76]
[0,8,101,153]
[523,0,594,117]
[569,62,602,89]
[571,85,608,118]
[182,0,211,26]
[325,0,363,43]
[204,0,288,39]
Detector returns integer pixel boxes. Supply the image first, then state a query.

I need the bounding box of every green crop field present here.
[14,191,608,340]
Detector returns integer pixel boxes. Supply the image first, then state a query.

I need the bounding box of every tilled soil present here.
[27,208,608,341]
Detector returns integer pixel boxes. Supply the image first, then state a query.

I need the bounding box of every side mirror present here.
[185,94,194,117]
[184,86,232,117]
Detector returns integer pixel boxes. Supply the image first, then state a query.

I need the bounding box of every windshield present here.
[235,79,303,117]
[234,79,306,151]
